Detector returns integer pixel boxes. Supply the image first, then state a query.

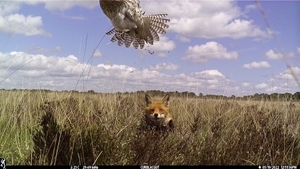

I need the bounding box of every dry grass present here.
[0,89,299,165]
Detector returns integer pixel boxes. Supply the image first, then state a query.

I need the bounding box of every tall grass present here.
[0,89,299,165]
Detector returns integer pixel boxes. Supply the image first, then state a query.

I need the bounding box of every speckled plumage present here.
[99,0,170,49]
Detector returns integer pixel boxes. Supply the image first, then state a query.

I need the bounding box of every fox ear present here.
[145,94,152,106]
[162,94,170,107]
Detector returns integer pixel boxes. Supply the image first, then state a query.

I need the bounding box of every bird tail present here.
[144,14,170,46]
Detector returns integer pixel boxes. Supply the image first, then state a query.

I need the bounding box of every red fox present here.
[144,94,174,131]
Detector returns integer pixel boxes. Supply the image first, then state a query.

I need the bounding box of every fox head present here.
[144,94,173,129]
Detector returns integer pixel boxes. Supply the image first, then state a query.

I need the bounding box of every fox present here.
[144,94,174,131]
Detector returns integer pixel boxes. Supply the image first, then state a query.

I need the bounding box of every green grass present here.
[0,89,299,165]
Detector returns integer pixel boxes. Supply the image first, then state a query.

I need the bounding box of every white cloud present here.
[141,0,269,39]
[28,46,62,54]
[0,51,239,95]
[0,2,51,36]
[0,0,98,36]
[242,82,251,87]
[194,70,225,78]
[146,35,176,52]
[1,51,299,96]
[20,0,98,11]
[169,69,231,93]
[43,1,97,11]
[255,83,268,89]
[249,66,300,94]
[244,4,256,12]
[266,50,283,59]
[60,13,85,20]
[262,67,300,94]
[182,41,238,63]
[0,51,80,73]
[243,61,271,69]
[139,35,175,58]
[297,47,300,54]
[0,13,51,36]
[176,35,191,42]
[93,49,102,57]
[276,67,300,80]
[157,53,167,58]
[148,63,179,71]
[0,2,20,16]
[266,50,294,60]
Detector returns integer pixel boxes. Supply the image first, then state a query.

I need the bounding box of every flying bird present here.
[99,0,170,49]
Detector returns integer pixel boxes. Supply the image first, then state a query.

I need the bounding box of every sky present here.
[0,0,299,97]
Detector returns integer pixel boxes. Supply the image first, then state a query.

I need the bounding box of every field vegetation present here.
[0,89,299,165]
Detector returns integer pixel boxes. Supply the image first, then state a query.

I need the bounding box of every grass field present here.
[0,89,299,165]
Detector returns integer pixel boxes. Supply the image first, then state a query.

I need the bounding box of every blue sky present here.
[0,0,299,96]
